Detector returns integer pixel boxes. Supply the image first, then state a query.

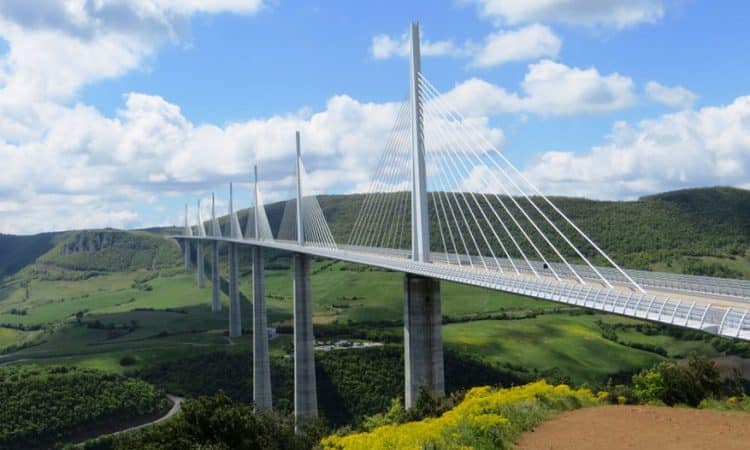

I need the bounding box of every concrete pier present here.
[196,242,205,288]
[183,240,191,269]
[293,253,317,423]
[211,242,221,312]
[403,273,444,408]
[228,243,242,337]
[252,246,272,410]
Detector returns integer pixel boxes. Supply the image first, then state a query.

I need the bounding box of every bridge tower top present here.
[410,21,429,263]
[196,198,206,237]
[254,165,260,240]
[184,203,193,237]
[228,182,242,239]
[295,131,305,246]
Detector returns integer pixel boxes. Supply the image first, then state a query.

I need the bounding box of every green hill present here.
[1,186,748,280]
[35,229,182,273]
[233,186,750,277]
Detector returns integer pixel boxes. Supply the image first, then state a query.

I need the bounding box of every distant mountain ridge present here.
[0,186,748,280]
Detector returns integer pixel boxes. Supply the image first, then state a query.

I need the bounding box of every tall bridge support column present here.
[404,273,444,408]
[196,242,205,288]
[228,243,242,337]
[211,242,221,312]
[293,253,317,425]
[253,246,272,410]
[183,240,191,269]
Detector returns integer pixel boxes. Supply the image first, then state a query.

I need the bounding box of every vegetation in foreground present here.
[321,381,599,450]
[74,356,749,450]
[133,346,522,427]
[83,392,322,450]
[0,365,166,450]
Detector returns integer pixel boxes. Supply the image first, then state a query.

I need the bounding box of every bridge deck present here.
[178,236,750,341]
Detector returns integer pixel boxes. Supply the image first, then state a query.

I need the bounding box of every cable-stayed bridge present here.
[175,23,750,424]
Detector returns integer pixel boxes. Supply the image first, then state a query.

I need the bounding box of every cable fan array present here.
[348,98,413,252]
[277,161,337,250]
[245,189,274,241]
[347,73,643,293]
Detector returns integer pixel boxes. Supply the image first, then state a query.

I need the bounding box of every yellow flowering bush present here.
[321,381,600,450]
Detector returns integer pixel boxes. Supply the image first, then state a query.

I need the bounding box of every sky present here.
[0,0,749,234]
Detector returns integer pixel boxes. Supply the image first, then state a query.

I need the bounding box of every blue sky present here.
[0,1,749,234]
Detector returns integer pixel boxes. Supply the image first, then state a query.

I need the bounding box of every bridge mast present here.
[292,132,318,426]
[404,22,444,409]
[295,131,305,246]
[183,203,192,268]
[252,164,273,410]
[254,165,261,240]
[410,22,430,263]
[210,193,221,313]
[227,183,242,338]
[196,199,205,288]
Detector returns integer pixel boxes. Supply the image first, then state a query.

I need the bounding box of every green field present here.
[0,256,744,390]
[444,315,662,383]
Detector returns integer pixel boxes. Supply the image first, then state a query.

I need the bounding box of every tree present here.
[632,355,723,406]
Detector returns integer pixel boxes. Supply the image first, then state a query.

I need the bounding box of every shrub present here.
[632,355,722,406]
[322,381,599,450]
[112,392,317,450]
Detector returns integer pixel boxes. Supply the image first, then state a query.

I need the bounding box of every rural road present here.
[106,394,183,437]
[121,394,182,434]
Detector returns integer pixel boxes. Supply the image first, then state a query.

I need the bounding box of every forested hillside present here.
[1,186,748,280]
[36,230,182,273]
[226,186,750,277]
[0,365,166,449]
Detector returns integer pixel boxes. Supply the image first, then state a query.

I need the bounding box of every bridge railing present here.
[179,235,750,341]
[421,260,750,341]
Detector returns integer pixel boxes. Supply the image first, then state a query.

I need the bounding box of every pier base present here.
[403,273,444,408]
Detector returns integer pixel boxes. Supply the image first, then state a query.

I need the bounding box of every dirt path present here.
[517,405,750,450]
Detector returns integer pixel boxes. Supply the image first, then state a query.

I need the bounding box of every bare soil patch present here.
[517,405,750,450]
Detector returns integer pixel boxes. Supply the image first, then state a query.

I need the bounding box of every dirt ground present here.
[517,405,750,450]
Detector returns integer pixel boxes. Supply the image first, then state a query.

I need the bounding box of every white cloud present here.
[371,24,562,68]
[0,91,503,234]
[467,0,665,29]
[370,33,462,60]
[523,96,750,199]
[472,24,561,67]
[0,0,266,233]
[437,60,635,116]
[646,81,697,109]
[0,0,263,105]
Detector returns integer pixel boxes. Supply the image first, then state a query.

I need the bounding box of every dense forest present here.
[134,346,524,427]
[0,365,166,449]
[214,186,750,275]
